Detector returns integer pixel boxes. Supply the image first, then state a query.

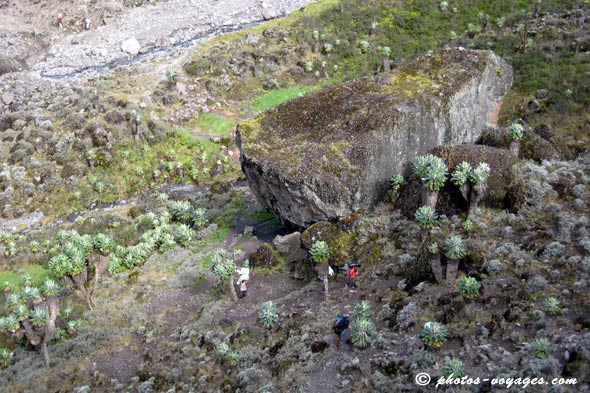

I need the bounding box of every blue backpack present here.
[333,316,349,333]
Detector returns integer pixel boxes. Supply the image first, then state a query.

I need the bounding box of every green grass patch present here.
[0,265,52,291]
[249,209,282,231]
[192,112,237,136]
[248,85,322,112]
[192,274,206,287]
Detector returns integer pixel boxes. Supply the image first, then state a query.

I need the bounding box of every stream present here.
[39,20,261,80]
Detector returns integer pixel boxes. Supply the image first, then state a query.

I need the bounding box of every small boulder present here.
[273,231,307,262]
[121,38,141,56]
[1,92,14,106]
[0,56,24,76]
[249,243,280,268]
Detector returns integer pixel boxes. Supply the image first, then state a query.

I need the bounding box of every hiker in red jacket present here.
[346,263,360,289]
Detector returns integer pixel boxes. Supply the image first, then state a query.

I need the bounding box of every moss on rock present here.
[238,49,513,227]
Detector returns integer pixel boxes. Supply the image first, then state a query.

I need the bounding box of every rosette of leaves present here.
[215,342,239,364]
[412,154,437,178]
[259,301,279,329]
[212,258,236,280]
[66,319,83,335]
[174,224,193,246]
[136,212,158,230]
[191,208,208,228]
[351,318,376,348]
[94,234,115,255]
[165,148,177,160]
[390,173,404,187]
[54,229,79,245]
[444,235,466,260]
[30,307,48,328]
[451,162,472,186]
[508,123,524,140]
[414,205,438,230]
[4,241,17,256]
[358,40,370,54]
[468,163,491,185]
[170,200,194,223]
[159,211,171,225]
[156,192,169,203]
[6,293,21,309]
[421,322,448,348]
[422,158,448,192]
[156,231,176,252]
[48,254,72,277]
[442,358,465,378]
[380,45,392,71]
[29,240,41,253]
[309,241,330,263]
[121,245,147,268]
[84,148,97,161]
[0,348,13,368]
[532,338,551,358]
[0,315,19,332]
[462,219,474,232]
[13,304,29,321]
[543,297,561,315]
[458,277,481,298]
[41,278,59,296]
[0,230,15,243]
[107,254,123,274]
[21,286,42,303]
[427,242,439,254]
[351,300,373,321]
[139,230,158,253]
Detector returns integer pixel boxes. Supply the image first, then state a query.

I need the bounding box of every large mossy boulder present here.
[396,145,520,217]
[237,48,512,227]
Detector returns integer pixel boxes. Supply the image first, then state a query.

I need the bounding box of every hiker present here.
[333,315,349,348]
[236,260,250,298]
[239,279,248,298]
[83,17,91,30]
[345,263,361,289]
[57,13,63,29]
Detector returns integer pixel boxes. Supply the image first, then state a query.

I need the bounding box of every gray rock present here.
[237,367,270,388]
[262,6,282,20]
[237,48,512,227]
[1,92,14,105]
[273,231,307,262]
[121,38,141,56]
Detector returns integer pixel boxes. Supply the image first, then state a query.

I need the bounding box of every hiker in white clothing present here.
[236,260,250,298]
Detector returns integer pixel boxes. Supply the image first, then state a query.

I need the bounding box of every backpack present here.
[333,316,349,333]
[348,267,357,279]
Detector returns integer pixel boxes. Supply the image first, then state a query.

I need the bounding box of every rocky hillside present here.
[0,0,589,392]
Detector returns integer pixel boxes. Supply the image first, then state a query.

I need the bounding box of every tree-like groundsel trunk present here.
[430,252,443,284]
[72,269,94,310]
[468,183,487,218]
[446,259,459,285]
[228,275,238,302]
[425,191,439,209]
